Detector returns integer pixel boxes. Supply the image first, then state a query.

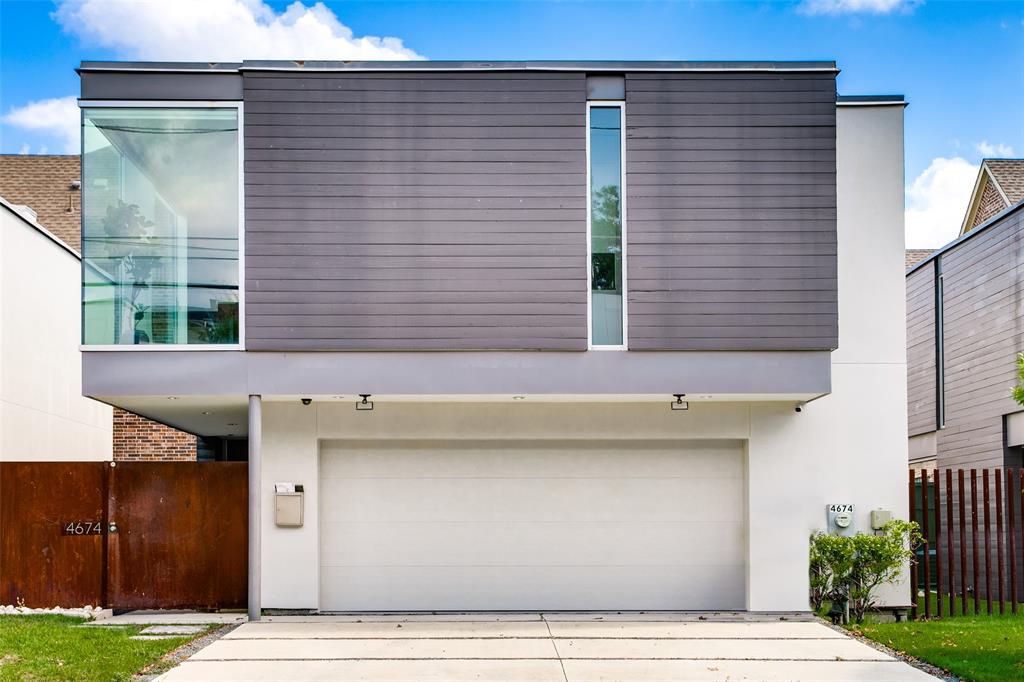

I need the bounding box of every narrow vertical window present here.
[588,104,625,347]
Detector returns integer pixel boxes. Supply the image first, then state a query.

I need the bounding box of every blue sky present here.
[1,0,1022,246]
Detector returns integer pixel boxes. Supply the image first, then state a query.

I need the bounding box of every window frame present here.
[78,99,245,351]
[585,100,628,350]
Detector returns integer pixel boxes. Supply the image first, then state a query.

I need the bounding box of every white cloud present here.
[975,140,1016,157]
[797,0,923,16]
[17,143,30,155]
[2,96,80,154]
[905,157,979,248]
[53,0,423,62]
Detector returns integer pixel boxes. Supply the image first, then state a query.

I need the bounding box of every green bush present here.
[810,520,921,623]
[809,531,854,611]
[1013,353,1024,406]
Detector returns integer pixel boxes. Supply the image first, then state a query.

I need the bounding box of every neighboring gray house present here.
[77,60,908,616]
[907,163,1024,470]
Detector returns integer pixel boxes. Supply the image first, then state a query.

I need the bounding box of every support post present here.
[248,394,262,622]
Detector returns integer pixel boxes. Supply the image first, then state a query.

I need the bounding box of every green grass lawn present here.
[913,591,1023,618]
[0,615,208,682]
[850,595,1024,682]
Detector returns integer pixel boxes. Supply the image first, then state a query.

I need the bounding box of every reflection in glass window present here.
[82,108,239,345]
[589,106,624,346]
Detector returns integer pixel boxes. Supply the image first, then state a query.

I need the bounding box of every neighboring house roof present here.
[0,155,81,251]
[960,158,1024,236]
[905,249,933,269]
[987,159,1024,203]
[0,195,80,260]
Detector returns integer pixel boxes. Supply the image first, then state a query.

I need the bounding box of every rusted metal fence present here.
[909,468,1023,619]
[0,461,247,610]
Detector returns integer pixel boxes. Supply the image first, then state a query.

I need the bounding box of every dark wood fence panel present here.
[911,467,1024,619]
[933,468,942,618]
[107,462,247,610]
[0,462,107,608]
[909,469,918,620]
[1010,469,1019,614]
[945,469,955,613]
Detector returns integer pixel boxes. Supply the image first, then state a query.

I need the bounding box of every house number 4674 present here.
[62,522,102,535]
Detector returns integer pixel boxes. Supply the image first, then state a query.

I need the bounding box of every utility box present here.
[870,508,892,530]
[826,503,855,536]
[275,483,304,527]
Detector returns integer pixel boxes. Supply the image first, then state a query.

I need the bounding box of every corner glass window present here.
[589,105,624,346]
[82,108,239,345]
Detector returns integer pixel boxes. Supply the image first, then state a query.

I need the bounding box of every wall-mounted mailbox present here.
[275,483,304,527]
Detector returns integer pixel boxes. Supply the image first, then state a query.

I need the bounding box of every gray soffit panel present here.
[80,71,243,101]
[82,350,831,398]
[79,60,838,73]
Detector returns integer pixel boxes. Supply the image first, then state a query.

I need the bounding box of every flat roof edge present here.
[837,94,907,107]
[78,59,839,74]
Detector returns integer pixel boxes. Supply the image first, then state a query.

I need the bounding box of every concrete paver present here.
[189,637,558,660]
[155,615,938,682]
[562,659,938,681]
[545,620,845,639]
[141,625,208,635]
[554,636,892,660]
[158,659,566,681]
[223,620,551,639]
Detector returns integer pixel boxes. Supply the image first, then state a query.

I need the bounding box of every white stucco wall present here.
[257,103,908,613]
[0,203,112,461]
[746,103,909,610]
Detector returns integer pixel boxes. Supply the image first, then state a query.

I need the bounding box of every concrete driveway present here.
[156,614,937,681]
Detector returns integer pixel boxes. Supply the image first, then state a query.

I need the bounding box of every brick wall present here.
[113,408,197,461]
[970,176,1008,229]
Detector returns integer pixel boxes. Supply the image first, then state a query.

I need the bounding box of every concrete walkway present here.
[155,614,938,681]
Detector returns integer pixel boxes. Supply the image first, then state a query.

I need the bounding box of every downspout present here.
[248,394,262,621]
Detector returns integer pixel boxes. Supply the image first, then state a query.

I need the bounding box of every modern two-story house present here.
[77,60,908,617]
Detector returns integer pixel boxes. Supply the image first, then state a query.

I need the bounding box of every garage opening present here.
[318,439,746,611]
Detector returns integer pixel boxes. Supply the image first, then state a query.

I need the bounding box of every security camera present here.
[795,403,804,413]
[301,398,312,406]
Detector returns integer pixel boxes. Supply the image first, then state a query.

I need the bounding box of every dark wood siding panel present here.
[243,72,587,351]
[935,208,1023,468]
[907,265,936,436]
[624,73,838,351]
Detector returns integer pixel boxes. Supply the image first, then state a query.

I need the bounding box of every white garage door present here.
[319,439,746,611]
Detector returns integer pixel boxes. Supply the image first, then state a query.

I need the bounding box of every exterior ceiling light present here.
[201,411,213,415]
[512,396,526,400]
[166,396,179,400]
[671,394,689,411]
[357,394,374,411]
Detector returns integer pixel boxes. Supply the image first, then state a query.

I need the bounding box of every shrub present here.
[809,531,854,612]
[809,520,921,623]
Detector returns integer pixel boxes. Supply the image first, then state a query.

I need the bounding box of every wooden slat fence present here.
[910,468,1024,618]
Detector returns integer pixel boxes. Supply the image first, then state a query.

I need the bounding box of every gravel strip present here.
[818,618,958,681]
[133,623,240,681]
